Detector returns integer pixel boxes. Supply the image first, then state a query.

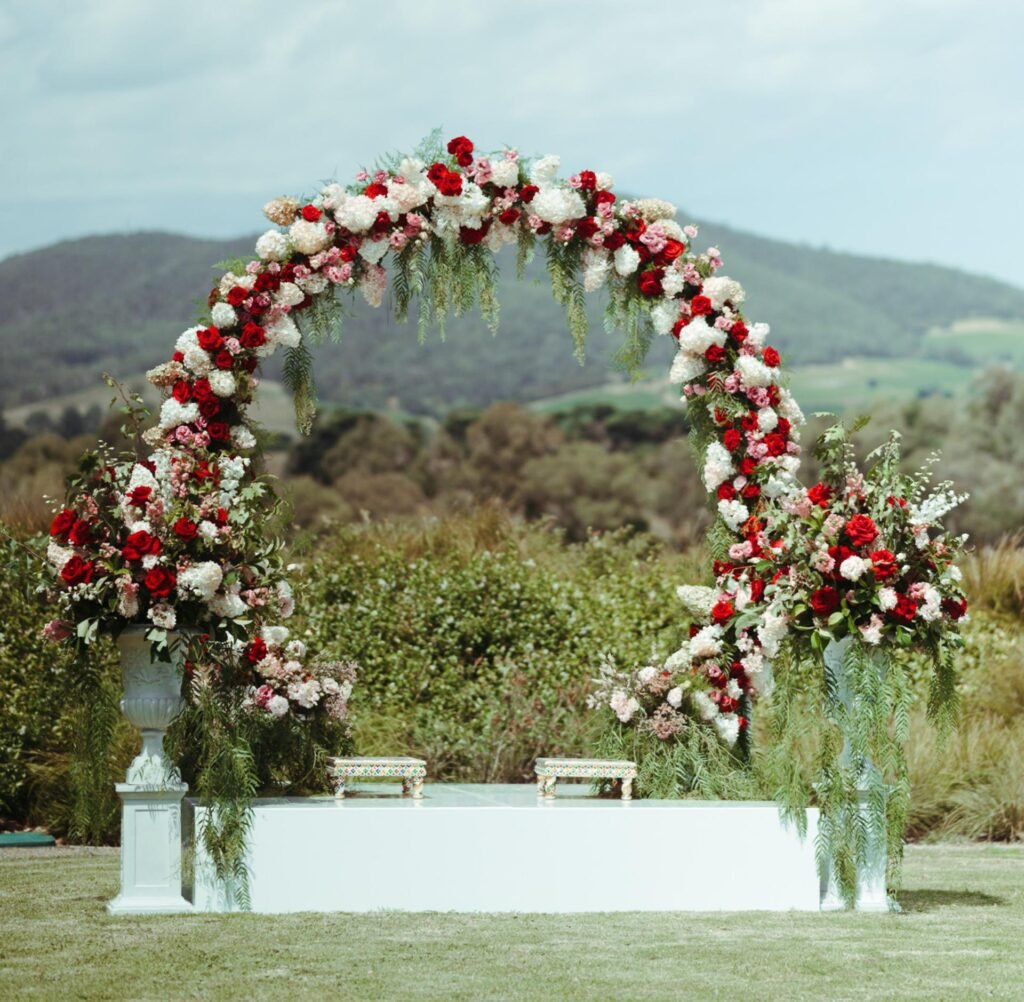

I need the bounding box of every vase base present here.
[106,895,193,916]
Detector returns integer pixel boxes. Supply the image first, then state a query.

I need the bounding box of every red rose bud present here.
[301,204,322,221]
[192,378,214,403]
[869,549,898,580]
[447,135,475,167]
[809,586,840,617]
[739,457,757,476]
[845,514,879,547]
[437,172,463,197]
[60,555,96,586]
[68,520,92,546]
[576,217,599,239]
[242,357,259,374]
[637,269,664,297]
[767,385,781,407]
[719,695,738,714]
[172,380,192,403]
[216,507,229,525]
[742,483,761,500]
[688,623,701,638]
[776,417,791,437]
[762,346,781,367]
[671,316,690,339]
[499,208,521,226]
[738,715,749,731]
[705,344,726,364]
[226,286,249,307]
[690,294,713,316]
[363,183,388,199]
[711,599,735,625]
[807,482,832,508]
[519,184,539,203]
[214,350,235,371]
[50,508,77,538]
[886,495,907,507]
[253,271,280,294]
[127,486,152,507]
[143,566,176,599]
[197,326,224,351]
[173,518,198,541]
[172,351,185,363]
[723,428,742,452]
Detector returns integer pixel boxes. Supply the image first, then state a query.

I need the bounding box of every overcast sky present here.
[2,0,1022,285]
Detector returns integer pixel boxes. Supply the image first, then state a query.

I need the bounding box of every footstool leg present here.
[334,779,346,800]
[621,778,633,802]
[412,778,424,800]
[544,775,557,800]
[536,775,546,797]
[402,778,412,797]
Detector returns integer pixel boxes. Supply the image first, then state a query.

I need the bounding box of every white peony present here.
[664,643,691,671]
[666,686,683,708]
[531,186,585,225]
[287,679,321,709]
[178,562,224,601]
[702,276,745,311]
[275,282,304,307]
[147,603,177,630]
[613,245,641,276]
[267,695,290,718]
[255,229,290,262]
[231,426,256,451]
[334,194,379,233]
[878,587,899,611]
[530,154,560,184]
[209,588,246,619]
[693,690,718,721]
[690,625,724,659]
[288,219,330,255]
[677,316,726,356]
[582,248,612,292]
[757,407,778,433]
[669,350,706,385]
[650,301,679,336]
[490,158,519,187]
[662,268,686,297]
[736,354,774,388]
[210,302,238,328]
[714,714,740,746]
[265,314,301,349]
[159,399,199,430]
[359,238,390,265]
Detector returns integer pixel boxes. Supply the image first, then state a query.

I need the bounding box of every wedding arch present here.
[45,132,968,910]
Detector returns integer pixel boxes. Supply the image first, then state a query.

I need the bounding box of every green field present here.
[0,844,1022,1000]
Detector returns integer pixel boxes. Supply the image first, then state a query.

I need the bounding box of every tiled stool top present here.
[534,758,637,779]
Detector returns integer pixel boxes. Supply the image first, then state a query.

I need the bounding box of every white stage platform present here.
[184,784,820,913]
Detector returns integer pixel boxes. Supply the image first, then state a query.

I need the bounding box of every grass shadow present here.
[898,889,1006,912]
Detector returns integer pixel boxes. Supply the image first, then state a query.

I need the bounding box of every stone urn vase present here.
[108,625,192,915]
[117,625,187,787]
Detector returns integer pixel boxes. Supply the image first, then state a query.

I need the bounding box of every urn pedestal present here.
[107,626,192,916]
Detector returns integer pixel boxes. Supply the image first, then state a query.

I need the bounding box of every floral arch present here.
[45,133,968,902]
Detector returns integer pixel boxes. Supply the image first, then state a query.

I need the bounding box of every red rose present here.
[338,244,357,263]
[886,495,907,508]
[172,380,192,403]
[446,135,475,167]
[242,357,259,374]
[662,239,685,261]
[207,422,230,442]
[60,555,96,587]
[246,637,268,664]
[718,695,738,715]
[705,344,726,364]
[730,321,748,344]
[214,350,235,371]
[215,507,229,525]
[869,549,898,580]
[50,508,77,538]
[577,170,597,191]
[711,599,735,625]
[690,294,713,316]
[671,317,690,339]
[807,482,832,508]
[749,578,765,603]
[199,399,221,419]
[762,346,780,368]
[459,223,490,245]
[192,378,214,403]
[741,412,760,432]
[942,597,968,620]
[576,217,599,239]
[637,269,664,297]
[173,518,198,541]
[717,482,737,501]
[763,433,788,458]
[742,483,761,500]
[127,486,152,507]
[602,231,624,252]
[595,190,615,205]
[172,351,185,363]
[739,457,757,476]
[143,566,176,599]
[845,514,878,547]
[68,520,93,547]
[240,322,266,349]
[301,204,322,221]
[519,184,539,203]
[363,183,388,200]
[226,286,249,307]
[828,545,853,571]
[890,593,917,624]
[437,172,463,197]
[122,530,162,562]
[776,418,791,437]
[198,326,224,351]
[253,271,280,294]
[810,586,840,617]
[723,428,742,452]
[499,208,521,226]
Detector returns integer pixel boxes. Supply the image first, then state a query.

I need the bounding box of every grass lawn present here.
[1,844,1022,1000]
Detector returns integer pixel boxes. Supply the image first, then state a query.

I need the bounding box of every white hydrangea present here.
[266,314,301,349]
[702,276,745,311]
[666,686,683,709]
[285,639,307,660]
[334,194,379,233]
[183,346,212,376]
[839,555,869,581]
[530,154,560,184]
[613,245,641,277]
[662,268,686,297]
[208,371,236,398]
[690,625,724,659]
[47,539,74,570]
[664,643,691,671]
[175,326,202,355]
[879,587,899,611]
[757,407,778,433]
[714,714,740,746]
[746,322,770,350]
[650,301,679,336]
[388,178,430,212]
[255,229,290,262]
[757,605,790,658]
[209,587,246,620]
[267,695,290,718]
[178,562,224,601]
[918,585,943,622]
[531,186,585,225]
[198,520,218,542]
[693,690,718,721]
[359,238,390,265]
[287,679,321,709]
[231,426,256,451]
[595,172,613,190]
[210,302,238,329]
[147,603,177,629]
[676,585,717,618]
[582,248,612,292]
[669,350,706,385]
[298,273,328,296]
[490,158,519,187]
[261,625,290,647]
[609,690,640,723]
[718,498,749,532]
[677,316,726,356]
[159,399,199,430]
[703,442,735,492]
[219,272,254,297]
[288,219,330,255]
[736,354,774,388]
[637,665,658,685]
[275,282,305,307]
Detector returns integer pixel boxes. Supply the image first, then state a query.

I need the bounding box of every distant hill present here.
[2,220,1023,418]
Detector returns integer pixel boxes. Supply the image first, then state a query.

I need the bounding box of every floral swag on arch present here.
[42,132,969,901]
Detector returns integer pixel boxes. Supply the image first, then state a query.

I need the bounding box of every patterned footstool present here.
[328,757,427,799]
[534,758,637,801]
